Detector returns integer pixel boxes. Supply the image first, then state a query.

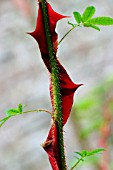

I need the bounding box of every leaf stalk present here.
[58,24,79,45]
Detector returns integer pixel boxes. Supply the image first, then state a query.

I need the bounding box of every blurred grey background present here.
[0,0,113,170]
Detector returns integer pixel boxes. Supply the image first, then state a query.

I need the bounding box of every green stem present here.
[58,25,79,45]
[70,158,83,170]
[0,109,52,128]
[22,109,52,116]
[40,0,67,169]
[0,116,11,127]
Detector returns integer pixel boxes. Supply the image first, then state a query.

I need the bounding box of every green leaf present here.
[18,104,23,113]
[73,11,82,24]
[72,148,105,169]
[89,25,100,31]
[75,148,105,159]
[83,23,100,31]
[5,109,19,116]
[87,148,105,156]
[5,104,23,117]
[88,17,113,26]
[82,6,96,22]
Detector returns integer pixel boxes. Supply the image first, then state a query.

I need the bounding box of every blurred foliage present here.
[71,76,113,170]
[71,149,105,170]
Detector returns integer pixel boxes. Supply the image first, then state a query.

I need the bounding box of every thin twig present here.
[70,158,83,170]
[0,109,52,128]
[58,25,79,45]
[0,116,11,127]
[22,109,52,116]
